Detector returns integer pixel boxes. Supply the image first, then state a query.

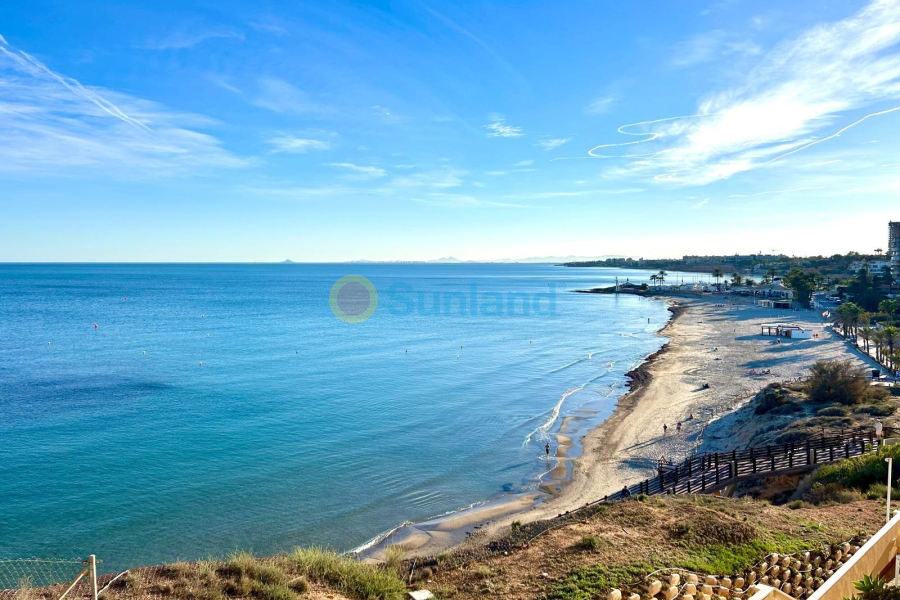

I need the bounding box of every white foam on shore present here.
[523,384,585,447]
[348,498,489,556]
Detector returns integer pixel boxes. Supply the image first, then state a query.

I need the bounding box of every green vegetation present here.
[110,549,408,600]
[577,535,601,551]
[810,444,900,492]
[678,534,809,575]
[382,546,406,576]
[844,574,900,600]
[783,267,817,307]
[288,547,408,600]
[808,360,870,405]
[545,562,652,600]
[754,383,801,415]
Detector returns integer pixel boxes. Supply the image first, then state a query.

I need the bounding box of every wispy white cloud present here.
[669,30,761,67]
[486,170,507,176]
[329,162,387,180]
[515,159,534,167]
[728,186,823,198]
[372,105,391,117]
[384,166,466,189]
[249,17,287,36]
[585,95,616,115]
[692,198,710,208]
[485,118,523,138]
[140,26,244,50]
[536,138,571,151]
[593,0,900,186]
[252,77,328,114]
[806,159,842,167]
[0,38,246,175]
[412,193,524,208]
[504,188,644,200]
[267,136,333,153]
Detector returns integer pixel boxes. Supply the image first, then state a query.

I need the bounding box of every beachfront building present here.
[760,323,813,338]
[754,281,793,299]
[890,221,900,272]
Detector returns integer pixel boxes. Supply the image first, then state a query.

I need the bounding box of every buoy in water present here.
[456,355,460,359]
[142,350,146,355]
[94,323,98,329]
[47,341,51,346]
[199,361,203,366]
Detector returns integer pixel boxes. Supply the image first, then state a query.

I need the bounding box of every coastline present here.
[370,293,877,560]
[358,297,683,561]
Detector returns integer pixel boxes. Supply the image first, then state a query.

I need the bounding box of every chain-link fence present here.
[0,557,101,600]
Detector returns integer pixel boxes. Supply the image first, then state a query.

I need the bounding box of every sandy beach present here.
[461,293,879,545]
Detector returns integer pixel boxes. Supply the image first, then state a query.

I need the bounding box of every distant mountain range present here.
[280,255,626,264]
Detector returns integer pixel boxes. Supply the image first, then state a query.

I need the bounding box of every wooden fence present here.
[592,426,892,504]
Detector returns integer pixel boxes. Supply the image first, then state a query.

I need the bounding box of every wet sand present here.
[363,294,874,560]
[463,294,873,544]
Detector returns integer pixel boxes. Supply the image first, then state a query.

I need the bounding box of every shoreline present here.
[357,297,683,562]
[367,293,876,561]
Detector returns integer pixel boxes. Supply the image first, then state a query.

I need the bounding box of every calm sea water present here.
[0,264,683,570]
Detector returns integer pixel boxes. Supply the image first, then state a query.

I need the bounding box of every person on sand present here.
[663,423,668,435]
[621,485,632,498]
[676,422,682,433]
[545,442,550,458]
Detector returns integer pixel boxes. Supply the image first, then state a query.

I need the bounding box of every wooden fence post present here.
[89,555,98,600]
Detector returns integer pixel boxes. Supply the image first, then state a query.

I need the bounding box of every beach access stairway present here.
[595,426,893,504]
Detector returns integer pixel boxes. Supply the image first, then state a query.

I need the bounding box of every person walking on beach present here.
[663,423,668,435]
[545,442,550,459]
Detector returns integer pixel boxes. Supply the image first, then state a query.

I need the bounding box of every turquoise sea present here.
[0,264,685,570]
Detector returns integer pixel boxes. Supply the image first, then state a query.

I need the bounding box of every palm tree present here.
[885,326,900,370]
[731,273,744,287]
[745,277,756,295]
[879,299,899,324]
[650,274,658,289]
[657,270,667,288]
[712,268,724,291]
[874,330,886,363]
[860,326,874,355]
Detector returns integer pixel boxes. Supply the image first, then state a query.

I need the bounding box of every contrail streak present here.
[765,105,900,165]
[0,44,151,131]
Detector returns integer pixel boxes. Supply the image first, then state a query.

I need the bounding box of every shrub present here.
[510,520,523,532]
[804,482,863,505]
[382,546,406,575]
[578,535,601,551]
[474,566,492,580]
[811,444,900,491]
[288,547,407,600]
[288,577,308,594]
[123,572,142,590]
[787,500,804,510]
[865,483,900,501]
[849,574,900,600]
[754,384,795,415]
[817,406,849,417]
[807,360,869,405]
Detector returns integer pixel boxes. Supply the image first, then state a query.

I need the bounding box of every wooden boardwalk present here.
[592,426,890,504]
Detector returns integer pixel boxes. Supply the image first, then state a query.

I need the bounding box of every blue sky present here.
[3,0,900,261]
